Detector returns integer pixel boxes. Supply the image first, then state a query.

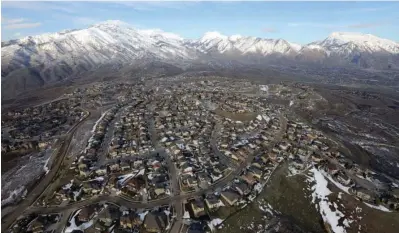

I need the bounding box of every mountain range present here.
[2,20,399,99]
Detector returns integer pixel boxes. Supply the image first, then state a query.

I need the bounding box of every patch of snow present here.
[118,173,135,185]
[262,115,271,123]
[183,210,190,219]
[1,186,26,206]
[260,85,269,92]
[343,219,351,228]
[43,157,51,174]
[322,170,351,194]
[73,188,82,201]
[93,176,105,182]
[91,109,110,134]
[258,201,274,215]
[309,168,348,233]
[62,180,74,190]
[137,169,145,176]
[2,148,54,206]
[138,211,149,221]
[164,210,171,216]
[208,218,224,231]
[64,209,94,233]
[364,203,392,212]
[253,182,264,194]
[165,189,171,195]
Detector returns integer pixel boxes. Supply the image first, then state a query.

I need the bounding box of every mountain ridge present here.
[2,20,399,99]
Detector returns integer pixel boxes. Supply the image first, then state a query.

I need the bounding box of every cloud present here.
[4,23,42,30]
[71,17,99,26]
[288,22,337,29]
[2,17,25,24]
[334,6,390,14]
[2,17,42,30]
[2,1,76,14]
[112,1,197,11]
[263,27,278,33]
[288,21,391,30]
[13,32,23,38]
[347,22,390,29]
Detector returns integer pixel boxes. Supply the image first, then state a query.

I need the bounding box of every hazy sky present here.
[2,1,399,44]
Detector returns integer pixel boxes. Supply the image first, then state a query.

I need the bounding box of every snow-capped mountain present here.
[2,21,399,99]
[1,20,197,77]
[298,32,399,67]
[185,31,301,56]
[314,32,399,54]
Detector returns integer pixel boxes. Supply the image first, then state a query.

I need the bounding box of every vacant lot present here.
[218,163,326,233]
[214,109,257,122]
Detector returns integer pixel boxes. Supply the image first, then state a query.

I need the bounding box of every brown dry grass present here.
[214,108,257,122]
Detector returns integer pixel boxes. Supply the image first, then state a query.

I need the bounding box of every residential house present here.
[154,187,166,197]
[109,163,120,173]
[95,167,107,176]
[248,166,263,179]
[78,206,96,222]
[28,218,44,233]
[205,194,222,211]
[120,215,132,229]
[98,208,113,227]
[182,176,198,189]
[191,198,206,217]
[351,187,375,202]
[120,161,131,171]
[221,190,240,206]
[234,181,251,196]
[143,211,168,233]
[241,174,257,186]
[335,171,353,186]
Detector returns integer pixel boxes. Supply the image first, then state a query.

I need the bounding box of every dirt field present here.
[327,185,399,233]
[214,109,258,122]
[218,163,326,233]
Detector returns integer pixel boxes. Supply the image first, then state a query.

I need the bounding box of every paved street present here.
[1,109,91,232]
[3,100,288,233]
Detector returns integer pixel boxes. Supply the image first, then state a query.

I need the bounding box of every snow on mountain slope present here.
[303,32,399,55]
[3,23,398,77]
[319,32,399,53]
[1,20,197,78]
[296,32,399,68]
[191,31,300,55]
[2,22,399,99]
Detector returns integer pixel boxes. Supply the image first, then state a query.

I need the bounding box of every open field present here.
[218,163,326,233]
[214,108,258,122]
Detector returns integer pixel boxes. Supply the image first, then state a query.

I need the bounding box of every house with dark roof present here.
[205,194,222,211]
[221,190,240,206]
[143,211,168,233]
[78,206,96,222]
[190,198,206,217]
[234,180,251,196]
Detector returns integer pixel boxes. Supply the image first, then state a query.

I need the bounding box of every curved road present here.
[1,109,91,231]
[3,104,287,233]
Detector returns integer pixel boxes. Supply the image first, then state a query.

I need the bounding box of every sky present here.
[1,1,399,44]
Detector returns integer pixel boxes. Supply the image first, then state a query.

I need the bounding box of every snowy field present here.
[68,117,98,159]
[306,167,368,233]
[1,148,53,206]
